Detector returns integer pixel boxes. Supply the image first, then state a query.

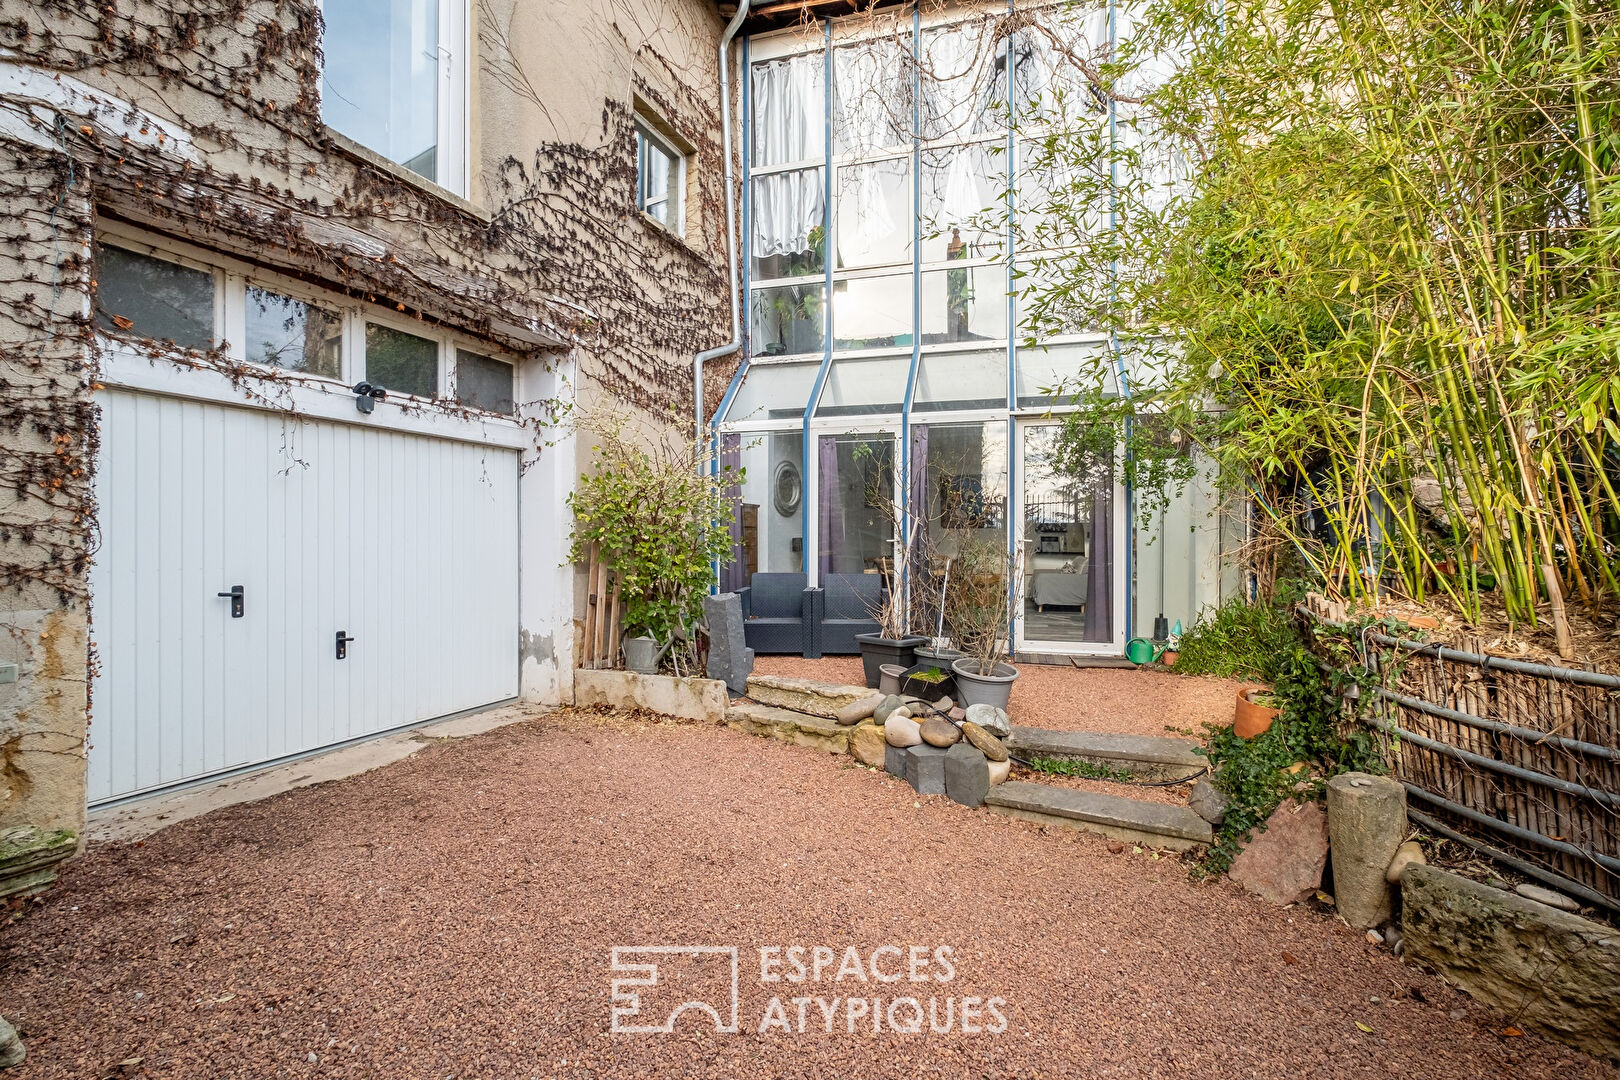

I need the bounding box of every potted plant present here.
[946,536,1021,709]
[853,445,928,687]
[1234,686,1281,738]
[899,662,956,703]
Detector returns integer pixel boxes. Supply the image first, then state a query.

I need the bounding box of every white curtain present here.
[833,39,910,153]
[752,54,823,167]
[752,169,824,265]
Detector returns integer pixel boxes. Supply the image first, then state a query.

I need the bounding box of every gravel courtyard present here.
[2,707,1611,1079]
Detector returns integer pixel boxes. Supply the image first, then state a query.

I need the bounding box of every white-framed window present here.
[320,0,470,196]
[92,228,519,415]
[636,117,686,234]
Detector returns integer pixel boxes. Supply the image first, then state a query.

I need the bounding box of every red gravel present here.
[3,708,1610,1079]
[754,655,1248,739]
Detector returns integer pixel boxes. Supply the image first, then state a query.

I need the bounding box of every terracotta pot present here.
[1160,650,1179,667]
[1234,686,1280,738]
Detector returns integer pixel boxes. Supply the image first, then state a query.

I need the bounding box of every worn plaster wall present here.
[0,0,737,825]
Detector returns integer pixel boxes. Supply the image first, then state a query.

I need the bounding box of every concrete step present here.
[725,702,850,755]
[984,781,1213,852]
[1006,727,1205,781]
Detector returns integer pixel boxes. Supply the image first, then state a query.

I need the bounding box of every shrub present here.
[1173,594,1303,683]
[566,412,736,663]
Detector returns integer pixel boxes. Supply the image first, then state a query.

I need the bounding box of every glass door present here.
[814,431,899,578]
[1014,420,1126,654]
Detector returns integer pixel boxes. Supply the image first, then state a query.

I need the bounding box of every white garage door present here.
[88,390,520,805]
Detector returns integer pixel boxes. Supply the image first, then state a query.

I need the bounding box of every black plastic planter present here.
[854,633,929,688]
[899,662,957,703]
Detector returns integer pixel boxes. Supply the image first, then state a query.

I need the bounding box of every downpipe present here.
[693,0,751,458]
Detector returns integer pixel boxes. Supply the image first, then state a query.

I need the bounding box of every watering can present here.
[1124,637,1160,665]
[622,635,673,674]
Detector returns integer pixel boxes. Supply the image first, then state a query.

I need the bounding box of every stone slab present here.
[574,668,728,723]
[0,825,78,900]
[745,674,872,720]
[984,781,1213,851]
[724,702,850,755]
[903,744,949,795]
[1227,799,1328,906]
[703,593,754,695]
[1006,727,1204,781]
[1402,864,1620,1063]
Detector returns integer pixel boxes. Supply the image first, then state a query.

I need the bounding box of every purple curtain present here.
[907,425,929,623]
[720,433,746,593]
[817,436,840,577]
[1084,473,1113,642]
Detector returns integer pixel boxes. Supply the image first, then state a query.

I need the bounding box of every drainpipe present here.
[693,1,752,453]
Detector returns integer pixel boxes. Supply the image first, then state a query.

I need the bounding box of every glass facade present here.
[717,3,1215,651]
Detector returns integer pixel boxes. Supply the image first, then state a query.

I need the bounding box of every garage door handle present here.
[217,585,244,618]
[335,630,356,660]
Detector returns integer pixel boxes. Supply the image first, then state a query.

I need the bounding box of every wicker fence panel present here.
[1302,600,1620,913]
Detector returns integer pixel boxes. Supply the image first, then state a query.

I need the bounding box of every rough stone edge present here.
[744,674,871,719]
[1006,727,1204,781]
[1400,864,1620,1064]
[724,704,850,755]
[573,668,727,724]
[986,804,1208,854]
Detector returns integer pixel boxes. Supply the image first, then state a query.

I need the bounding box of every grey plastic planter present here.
[855,633,928,688]
[950,658,1019,709]
[878,663,906,697]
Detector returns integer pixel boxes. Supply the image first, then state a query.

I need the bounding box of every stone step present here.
[725,702,850,755]
[1006,727,1205,781]
[744,674,872,720]
[984,781,1213,852]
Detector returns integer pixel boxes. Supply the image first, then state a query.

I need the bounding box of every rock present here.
[1326,772,1407,929]
[1106,840,1126,854]
[872,695,907,724]
[944,743,991,807]
[987,758,1010,786]
[902,745,949,795]
[960,721,1008,762]
[890,706,914,720]
[948,707,966,722]
[920,716,961,748]
[1514,883,1582,913]
[1365,929,1384,945]
[1403,864,1620,1062]
[884,715,923,748]
[850,722,887,767]
[703,592,754,694]
[965,703,1011,738]
[1227,800,1329,907]
[1386,840,1426,883]
[1187,778,1230,826]
[934,696,954,712]
[836,693,886,726]
[0,1014,21,1068]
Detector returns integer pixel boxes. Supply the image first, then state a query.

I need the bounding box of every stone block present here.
[703,593,754,695]
[723,703,850,754]
[944,743,990,808]
[745,674,870,719]
[849,722,887,768]
[1402,864,1620,1063]
[903,745,949,796]
[1326,771,1406,929]
[574,668,727,723]
[884,743,906,777]
[1227,800,1328,906]
[0,825,78,900]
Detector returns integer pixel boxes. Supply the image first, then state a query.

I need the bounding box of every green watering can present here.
[1124,637,1160,665]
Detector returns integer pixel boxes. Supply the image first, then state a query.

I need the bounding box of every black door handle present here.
[217,585,244,618]
[335,631,355,660]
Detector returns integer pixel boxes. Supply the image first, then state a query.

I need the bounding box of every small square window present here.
[365,323,439,398]
[636,119,685,234]
[94,244,215,349]
[245,286,343,379]
[456,350,515,414]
